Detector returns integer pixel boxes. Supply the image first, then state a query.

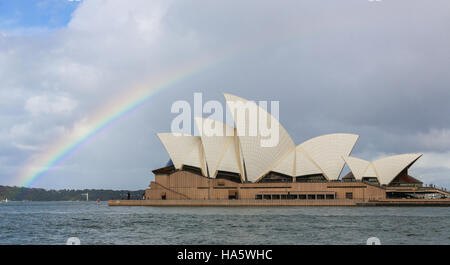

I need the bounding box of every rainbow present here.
[16,50,234,187]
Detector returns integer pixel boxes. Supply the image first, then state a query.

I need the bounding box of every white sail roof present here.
[217,130,245,178]
[372,154,422,185]
[364,164,378,178]
[298,134,359,180]
[195,117,243,178]
[342,156,370,180]
[295,147,323,176]
[156,94,423,186]
[157,133,207,176]
[224,93,295,182]
[272,148,296,176]
[344,153,422,185]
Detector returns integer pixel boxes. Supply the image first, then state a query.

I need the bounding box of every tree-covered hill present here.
[0,186,145,201]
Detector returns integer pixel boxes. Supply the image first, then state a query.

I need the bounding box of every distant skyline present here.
[1,0,450,190]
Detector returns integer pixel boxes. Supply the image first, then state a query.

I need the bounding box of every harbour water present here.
[0,201,449,245]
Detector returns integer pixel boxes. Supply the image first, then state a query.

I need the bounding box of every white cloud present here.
[25,95,78,116]
[9,121,67,151]
[12,142,41,151]
[414,151,450,169]
[417,128,450,150]
[9,122,33,139]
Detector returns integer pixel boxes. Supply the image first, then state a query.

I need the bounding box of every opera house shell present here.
[156,94,421,184]
[129,94,450,206]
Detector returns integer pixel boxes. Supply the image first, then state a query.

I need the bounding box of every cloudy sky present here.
[1,0,449,190]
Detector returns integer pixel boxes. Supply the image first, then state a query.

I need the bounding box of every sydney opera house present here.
[111,94,449,206]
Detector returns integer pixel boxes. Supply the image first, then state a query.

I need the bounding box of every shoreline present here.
[108,199,450,207]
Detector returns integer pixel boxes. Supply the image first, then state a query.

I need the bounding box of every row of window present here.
[255,194,336,200]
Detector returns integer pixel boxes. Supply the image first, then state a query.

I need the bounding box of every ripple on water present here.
[0,203,449,244]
